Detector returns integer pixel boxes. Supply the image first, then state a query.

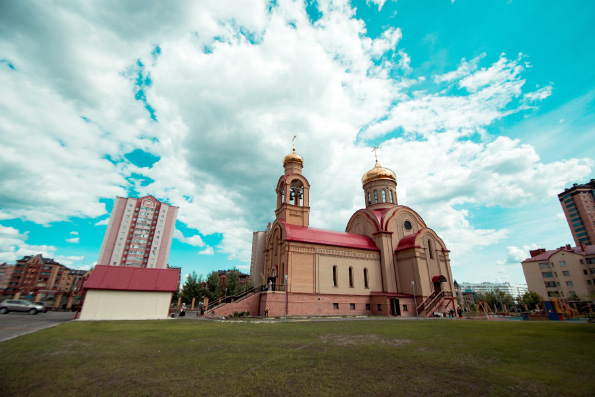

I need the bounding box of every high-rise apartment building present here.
[558,179,595,246]
[97,195,178,269]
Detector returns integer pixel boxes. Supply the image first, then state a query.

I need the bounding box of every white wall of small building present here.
[79,290,172,320]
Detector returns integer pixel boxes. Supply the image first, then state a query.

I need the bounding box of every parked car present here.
[36,302,53,313]
[0,300,46,315]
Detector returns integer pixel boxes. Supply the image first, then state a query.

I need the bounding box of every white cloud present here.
[94,219,109,226]
[366,0,388,10]
[173,229,205,247]
[70,231,79,235]
[65,237,80,244]
[0,225,57,263]
[54,255,85,267]
[198,246,214,256]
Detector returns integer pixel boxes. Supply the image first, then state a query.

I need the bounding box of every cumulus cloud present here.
[0,225,57,262]
[70,231,79,235]
[94,219,110,226]
[174,229,205,247]
[65,237,80,244]
[198,246,215,256]
[496,244,540,266]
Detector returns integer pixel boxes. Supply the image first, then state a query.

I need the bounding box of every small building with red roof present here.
[79,265,180,320]
[236,145,456,318]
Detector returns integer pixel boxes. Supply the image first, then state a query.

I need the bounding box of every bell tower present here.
[275,136,310,227]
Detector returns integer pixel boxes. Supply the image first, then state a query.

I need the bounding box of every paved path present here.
[0,311,76,342]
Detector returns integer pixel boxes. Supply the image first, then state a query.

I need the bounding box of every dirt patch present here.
[320,334,412,347]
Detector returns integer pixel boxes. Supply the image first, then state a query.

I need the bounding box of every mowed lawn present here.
[0,318,593,396]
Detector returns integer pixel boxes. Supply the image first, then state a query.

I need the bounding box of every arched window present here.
[428,239,434,259]
[333,266,338,287]
[349,267,354,288]
[389,190,394,203]
[381,190,386,203]
[374,191,378,204]
[364,268,369,289]
[367,192,371,205]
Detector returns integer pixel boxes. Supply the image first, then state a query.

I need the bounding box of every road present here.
[0,311,76,342]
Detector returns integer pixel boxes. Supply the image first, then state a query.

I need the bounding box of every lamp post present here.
[411,281,419,320]
[284,274,288,321]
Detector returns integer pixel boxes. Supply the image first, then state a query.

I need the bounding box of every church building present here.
[249,145,457,317]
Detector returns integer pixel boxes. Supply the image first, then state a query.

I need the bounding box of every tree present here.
[180,272,203,305]
[520,291,542,309]
[225,268,240,296]
[479,290,515,311]
[205,271,221,301]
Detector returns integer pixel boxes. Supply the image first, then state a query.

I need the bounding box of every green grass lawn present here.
[0,319,593,396]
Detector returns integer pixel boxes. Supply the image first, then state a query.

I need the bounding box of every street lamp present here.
[284,274,288,321]
[411,281,419,320]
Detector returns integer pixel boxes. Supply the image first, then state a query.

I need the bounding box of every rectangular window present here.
[580,259,585,264]
[365,304,371,310]
[563,271,570,276]
[377,304,382,311]
[333,303,339,309]
[560,261,566,267]
[566,281,573,286]
[403,304,408,312]
[587,280,592,285]
[542,272,553,278]
[539,263,550,269]
[350,303,355,310]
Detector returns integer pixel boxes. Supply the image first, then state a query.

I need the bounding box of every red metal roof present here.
[84,265,180,292]
[395,231,422,251]
[283,222,378,251]
[522,249,563,263]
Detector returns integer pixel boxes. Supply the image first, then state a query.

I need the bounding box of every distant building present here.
[1,255,90,299]
[457,281,528,298]
[79,265,180,320]
[96,195,178,269]
[250,230,268,286]
[217,269,250,293]
[558,179,595,246]
[521,244,595,300]
[0,263,14,291]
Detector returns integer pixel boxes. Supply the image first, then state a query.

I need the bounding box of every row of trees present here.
[174,269,254,306]
[462,290,543,312]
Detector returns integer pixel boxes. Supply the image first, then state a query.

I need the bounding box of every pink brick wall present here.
[209,291,421,318]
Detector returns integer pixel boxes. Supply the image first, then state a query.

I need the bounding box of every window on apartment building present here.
[587,280,592,285]
[333,303,339,309]
[539,263,550,269]
[563,271,570,276]
[584,270,588,275]
[542,272,553,278]
[580,259,585,264]
[350,303,355,310]
[349,267,354,288]
[377,304,382,311]
[366,304,371,310]
[333,266,338,287]
[403,304,408,311]
[560,261,566,267]
[566,281,573,286]
[364,268,369,289]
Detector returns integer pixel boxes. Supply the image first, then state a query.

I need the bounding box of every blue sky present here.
[0,0,593,284]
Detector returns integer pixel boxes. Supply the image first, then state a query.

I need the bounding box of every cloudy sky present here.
[1,0,593,284]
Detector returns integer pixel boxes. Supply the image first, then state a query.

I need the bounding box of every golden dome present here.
[283,149,304,166]
[362,161,396,185]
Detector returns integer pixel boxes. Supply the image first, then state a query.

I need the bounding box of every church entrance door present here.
[267,277,276,291]
[390,298,401,316]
